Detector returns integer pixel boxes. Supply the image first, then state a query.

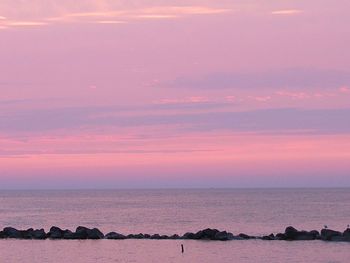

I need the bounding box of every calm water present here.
[0,188,349,262]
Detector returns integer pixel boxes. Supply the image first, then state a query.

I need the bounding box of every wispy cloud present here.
[339,86,350,93]
[1,104,350,135]
[5,21,48,26]
[271,9,303,15]
[0,5,231,29]
[95,20,126,24]
[166,68,350,90]
[154,96,210,105]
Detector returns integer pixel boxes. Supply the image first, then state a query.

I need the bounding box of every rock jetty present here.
[1,226,350,242]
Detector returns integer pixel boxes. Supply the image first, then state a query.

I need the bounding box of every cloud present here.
[339,86,350,93]
[56,6,231,21]
[95,20,126,24]
[0,5,231,29]
[249,96,272,102]
[1,104,350,135]
[271,9,303,15]
[154,96,209,105]
[166,68,350,90]
[5,21,47,26]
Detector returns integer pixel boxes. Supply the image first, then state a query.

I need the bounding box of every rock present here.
[294,231,317,240]
[48,226,65,239]
[169,234,180,239]
[275,233,286,240]
[214,231,234,241]
[87,228,104,239]
[105,232,126,240]
[309,230,321,240]
[239,233,252,239]
[262,234,275,240]
[182,229,232,240]
[193,231,203,239]
[150,234,161,239]
[31,229,47,239]
[284,226,299,240]
[159,235,169,239]
[63,230,76,239]
[143,234,151,239]
[192,228,221,240]
[74,226,104,239]
[133,233,144,239]
[321,229,342,241]
[200,228,220,240]
[343,228,350,241]
[20,228,34,239]
[3,227,21,238]
[284,227,317,241]
[0,231,5,239]
[182,232,195,239]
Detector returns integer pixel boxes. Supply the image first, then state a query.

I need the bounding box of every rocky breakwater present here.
[1,226,350,242]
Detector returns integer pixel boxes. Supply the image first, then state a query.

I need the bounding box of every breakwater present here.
[1,226,350,242]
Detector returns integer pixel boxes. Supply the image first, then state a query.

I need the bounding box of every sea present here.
[0,188,349,263]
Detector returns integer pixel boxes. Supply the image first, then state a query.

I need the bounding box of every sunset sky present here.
[1,0,350,189]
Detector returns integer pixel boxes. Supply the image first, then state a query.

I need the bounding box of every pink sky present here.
[1,0,350,188]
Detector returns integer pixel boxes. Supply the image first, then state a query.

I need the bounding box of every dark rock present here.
[105,232,126,240]
[284,226,299,240]
[200,228,220,239]
[310,230,320,239]
[143,234,151,239]
[294,231,317,240]
[74,226,104,239]
[150,234,161,239]
[321,229,342,241]
[133,233,144,239]
[31,229,47,239]
[192,228,221,240]
[182,232,195,239]
[169,234,180,239]
[284,227,317,241]
[20,228,34,239]
[159,235,169,239]
[0,231,5,239]
[87,228,104,239]
[3,227,21,238]
[275,233,286,240]
[214,231,234,241]
[63,230,76,239]
[343,228,350,241]
[239,233,252,239]
[262,234,275,240]
[182,229,232,240]
[193,230,203,239]
[48,226,65,239]
[127,234,135,239]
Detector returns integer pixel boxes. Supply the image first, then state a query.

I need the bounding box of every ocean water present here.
[0,188,349,262]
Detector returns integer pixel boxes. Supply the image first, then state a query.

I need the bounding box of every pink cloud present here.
[339,86,350,93]
[154,96,209,105]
